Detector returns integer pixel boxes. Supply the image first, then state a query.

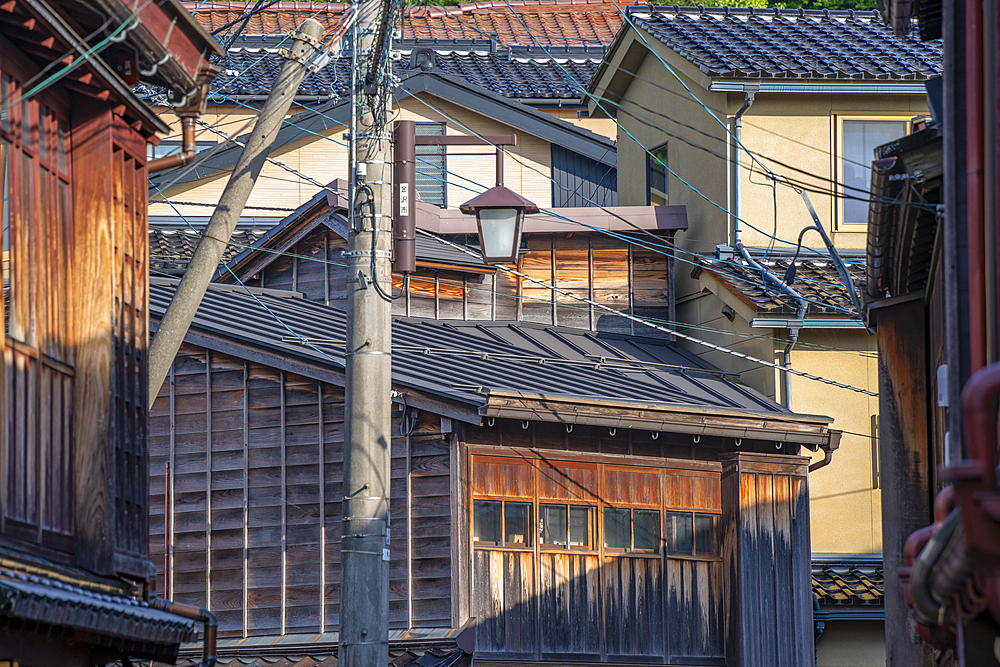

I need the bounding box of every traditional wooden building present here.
[148,279,841,666]
[171,182,686,338]
[0,0,222,664]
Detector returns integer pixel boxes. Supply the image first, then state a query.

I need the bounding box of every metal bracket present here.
[343,249,393,259]
[279,36,338,73]
[287,28,321,47]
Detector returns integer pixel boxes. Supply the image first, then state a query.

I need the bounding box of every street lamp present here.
[459,150,538,264]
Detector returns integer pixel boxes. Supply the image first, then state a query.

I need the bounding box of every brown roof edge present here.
[417,202,688,235]
[480,390,837,447]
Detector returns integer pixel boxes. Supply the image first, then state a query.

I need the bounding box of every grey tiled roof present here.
[149,281,789,415]
[629,6,941,80]
[699,249,866,316]
[0,567,197,645]
[150,227,268,274]
[210,49,598,101]
[812,558,883,606]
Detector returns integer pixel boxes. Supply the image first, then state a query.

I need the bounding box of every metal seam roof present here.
[149,281,800,420]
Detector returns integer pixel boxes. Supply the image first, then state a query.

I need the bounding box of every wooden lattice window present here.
[110,139,149,570]
[0,66,75,553]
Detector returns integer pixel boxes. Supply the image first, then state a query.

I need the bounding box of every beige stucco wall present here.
[736,93,930,251]
[791,328,882,554]
[816,621,886,667]
[542,107,618,139]
[604,43,918,558]
[149,94,557,218]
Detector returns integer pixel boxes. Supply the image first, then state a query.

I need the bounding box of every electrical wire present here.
[415,228,877,396]
[170,92,861,315]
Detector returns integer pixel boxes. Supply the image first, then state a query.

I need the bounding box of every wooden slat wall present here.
[149,345,453,638]
[721,453,812,667]
[251,228,672,335]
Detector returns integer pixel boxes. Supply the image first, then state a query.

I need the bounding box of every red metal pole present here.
[967,0,987,373]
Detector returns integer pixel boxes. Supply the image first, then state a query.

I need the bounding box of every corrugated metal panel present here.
[551,144,617,208]
[148,282,790,417]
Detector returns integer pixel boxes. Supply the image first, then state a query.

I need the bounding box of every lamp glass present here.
[477,207,521,262]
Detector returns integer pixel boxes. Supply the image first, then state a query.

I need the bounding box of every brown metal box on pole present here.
[394,120,416,273]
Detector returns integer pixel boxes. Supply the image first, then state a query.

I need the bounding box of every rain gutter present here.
[710,81,928,95]
[480,390,839,447]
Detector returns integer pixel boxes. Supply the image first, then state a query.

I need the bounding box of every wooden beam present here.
[875,298,932,667]
[413,134,515,146]
[169,364,176,599]
[206,350,213,611]
[588,236,595,330]
[318,382,326,632]
[721,453,812,667]
[280,370,287,635]
[242,361,249,638]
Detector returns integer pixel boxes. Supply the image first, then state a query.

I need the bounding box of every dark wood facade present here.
[147,333,827,666]
[0,0,220,663]
[0,16,155,577]
[150,342,456,636]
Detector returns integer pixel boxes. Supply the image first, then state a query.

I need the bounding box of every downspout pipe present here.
[733,89,754,246]
[734,87,807,415]
[148,596,218,667]
[149,115,198,173]
[966,0,987,373]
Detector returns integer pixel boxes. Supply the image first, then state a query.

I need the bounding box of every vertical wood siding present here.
[248,228,672,337]
[721,453,812,667]
[149,345,453,637]
[469,447,724,664]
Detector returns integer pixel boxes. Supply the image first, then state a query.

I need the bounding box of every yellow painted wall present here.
[605,44,913,558]
[149,94,559,218]
[816,621,886,667]
[542,107,618,139]
[735,93,930,251]
[791,328,881,554]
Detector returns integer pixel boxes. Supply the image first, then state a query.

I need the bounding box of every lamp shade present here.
[459,185,538,264]
[476,208,521,263]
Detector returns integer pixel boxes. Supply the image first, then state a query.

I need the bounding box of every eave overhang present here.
[479,390,838,447]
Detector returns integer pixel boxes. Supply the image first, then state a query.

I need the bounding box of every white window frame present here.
[834,114,913,230]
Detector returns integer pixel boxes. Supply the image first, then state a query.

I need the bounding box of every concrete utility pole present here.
[340,0,395,664]
[147,18,324,406]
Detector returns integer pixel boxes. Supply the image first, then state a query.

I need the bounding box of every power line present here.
[417,228,877,396]
[145,185,878,359]
[173,93,861,314]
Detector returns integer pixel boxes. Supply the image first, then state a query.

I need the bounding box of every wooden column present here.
[72,99,115,576]
[871,297,933,667]
[721,452,812,667]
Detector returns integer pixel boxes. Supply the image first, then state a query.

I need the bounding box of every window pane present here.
[647,145,667,206]
[540,504,568,547]
[633,509,660,552]
[21,100,30,146]
[415,122,446,207]
[38,106,48,159]
[665,511,694,554]
[569,505,593,548]
[694,513,719,556]
[473,500,500,544]
[604,507,630,550]
[504,502,531,546]
[57,120,68,174]
[842,120,907,224]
